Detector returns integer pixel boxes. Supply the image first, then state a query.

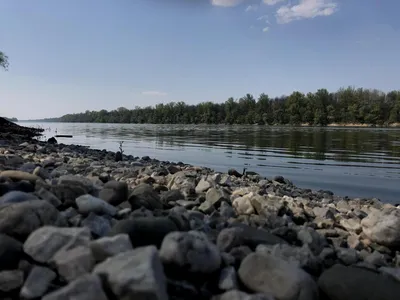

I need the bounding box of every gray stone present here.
[0,191,38,204]
[0,200,66,240]
[318,264,400,300]
[0,270,23,292]
[93,246,168,300]
[82,213,111,237]
[0,234,23,271]
[58,175,95,194]
[336,248,360,265]
[218,266,238,291]
[195,178,212,194]
[76,194,117,216]
[379,267,400,283]
[36,187,62,207]
[361,207,400,248]
[238,252,319,300]
[160,189,185,204]
[160,230,221,273]
[23,226,91,263]
[89,234,133,262]
[42,274,108,300]
[199,188,229,213]
[339,217,362,234]
[52,245,95,282]
[297,227,328,255]
[20,266,56,299]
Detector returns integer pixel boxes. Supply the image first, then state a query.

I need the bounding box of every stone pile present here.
[0,138,399,300]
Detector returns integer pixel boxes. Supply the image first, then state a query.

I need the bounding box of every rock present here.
[89,234,133,262]
[76,194,117,216]
[47,137,57,144]
[318,264,400,300]
[212,290,274,300]
[297,227,327,255]
[128,183,163,210]
[20,266,56,299]
[52,245,95,282]
[0,170,39,183]
[58,175,95,195]
[195,178,212,193]
[218,266,238,291]
[361,207,400,248]
[93,246,168,300]
[217,227,245,252]
[81,213,111,237]
[50,184,87,208]
[160,231,221,273]
[0,270,24,292]
[109,217,179,248]
[0,191,38,204]
[42,274,108,300]
[232,195,255,215]
[336,248,360,265]
[228,169,242,177]
[0,200,66,241]
[98,180,128,206]
[339,217,362,234]
[36,188,62,207]
[379,267,400,283]
[115,151,122,162]
[23,226,91,263]
[199,188,229,213]
[161,189,184,205]
[0,234,23,271]
[238,252,319,300]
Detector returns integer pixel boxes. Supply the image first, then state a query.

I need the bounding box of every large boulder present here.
[361,207,400,248]
[128,184,163,210]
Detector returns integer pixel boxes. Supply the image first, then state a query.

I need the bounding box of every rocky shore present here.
[0,136,399,300]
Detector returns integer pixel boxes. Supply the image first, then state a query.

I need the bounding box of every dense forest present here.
[39,87,400,126]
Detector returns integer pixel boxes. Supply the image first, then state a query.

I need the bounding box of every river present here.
[19,122,400,204]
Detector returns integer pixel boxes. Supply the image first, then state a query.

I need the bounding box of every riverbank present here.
[0,137,400,299]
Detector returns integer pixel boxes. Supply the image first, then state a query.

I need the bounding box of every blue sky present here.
[0,0,399,120]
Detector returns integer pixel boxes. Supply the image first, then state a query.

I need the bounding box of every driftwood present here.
[0,117,44,139]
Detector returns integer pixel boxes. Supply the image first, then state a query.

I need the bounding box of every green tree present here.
[0,51,9,70]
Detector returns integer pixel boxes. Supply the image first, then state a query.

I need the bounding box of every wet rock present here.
[89,234,133,262]
[98,180,128,206]
[238,252,318,300]
[128,183,163,210]
[20,266,56,299]
[42,274,108,300]
[0,234,23,271]
[318,264,400,300]
[76,194,117,216]
[0,200,66,241]
[93,246,168,300]
[23,226,91,263]
[361,206,400,248]
[160,231,221,273]
[0,270,24,293]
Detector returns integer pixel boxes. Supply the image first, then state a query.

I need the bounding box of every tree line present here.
[41,87,400,126]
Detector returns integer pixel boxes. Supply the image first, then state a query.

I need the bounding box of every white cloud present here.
[263,0,285,5]
[141,91,167,96]
[262,26,270,32]
[276,0,338,24]
[211,0,244,7]
[245,4,258,12]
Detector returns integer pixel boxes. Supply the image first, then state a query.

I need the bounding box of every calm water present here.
[19,122,400,204]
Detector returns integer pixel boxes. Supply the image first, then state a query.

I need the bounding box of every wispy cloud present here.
[263,0,285,5]
[257,15,270,24]
[245,4,258,12]
[262,26,270,32]
[141,91,167,96]
[210,0,244,7]
[276,0,338,24]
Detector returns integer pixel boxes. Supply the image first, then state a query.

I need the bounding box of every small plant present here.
[119,141,124,154]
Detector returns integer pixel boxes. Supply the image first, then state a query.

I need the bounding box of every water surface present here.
[20,122,400,204]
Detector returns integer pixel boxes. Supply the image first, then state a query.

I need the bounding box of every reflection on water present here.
[21,122,400,203]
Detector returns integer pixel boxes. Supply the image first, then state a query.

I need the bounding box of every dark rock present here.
[115,151,122,162]
[228,169,242,177]
[0,234,23,271]
[76,194,117,216]
[50,184,87,208]
[161,189,185,205]
[273,175,285,184]
[0,191,38,204]
[318,264,400,300]
[98,180,128,206]
[109,217,178,248]
[81,213,111,237]
[20,266,56,299]
[47,137,57,144]
[0,270,24,293]
[89,234,133,262]
[212,290,273,300]
[128,183,163,210]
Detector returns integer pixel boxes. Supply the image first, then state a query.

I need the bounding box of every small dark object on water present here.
[242,167,259,176]
[115,151,122,162]
[54,135,73,138]
[47,137,58,144]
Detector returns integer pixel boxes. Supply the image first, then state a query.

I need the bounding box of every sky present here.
[0,0,399,120]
